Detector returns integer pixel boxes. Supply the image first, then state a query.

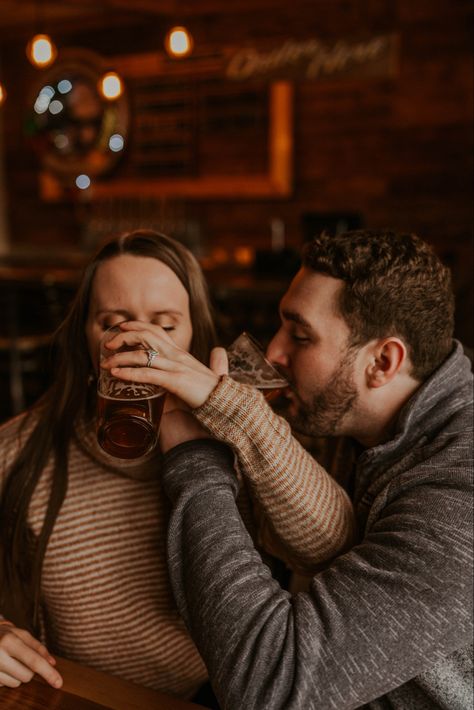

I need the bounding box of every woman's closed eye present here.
[153,322,176,332]
[101,319,126,331]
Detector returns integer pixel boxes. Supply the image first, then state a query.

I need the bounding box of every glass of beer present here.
[227,332,288,401]
[97,324,166,459]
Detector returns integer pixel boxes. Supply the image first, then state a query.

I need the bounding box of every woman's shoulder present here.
[0,409,39,439]
[0,409,41,476]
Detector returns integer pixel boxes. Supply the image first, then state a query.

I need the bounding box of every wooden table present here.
[0,657,207,709]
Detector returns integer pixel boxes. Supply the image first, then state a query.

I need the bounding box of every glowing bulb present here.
[165,26,193,58]
[0,83,6,106]
[99,72,123,100]
[26,34,57,68]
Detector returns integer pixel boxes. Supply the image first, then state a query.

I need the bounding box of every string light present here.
[26,33,57,69]
[164,26,194,58]
[0,52,5,105]
[99,71,123,100]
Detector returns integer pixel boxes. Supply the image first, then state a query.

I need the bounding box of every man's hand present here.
[0,622,63,689]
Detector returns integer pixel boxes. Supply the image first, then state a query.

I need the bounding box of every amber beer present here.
[259,385,285,403]
[97,390,166,459]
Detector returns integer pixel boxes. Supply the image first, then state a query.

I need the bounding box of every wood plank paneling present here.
[1,0,472,346]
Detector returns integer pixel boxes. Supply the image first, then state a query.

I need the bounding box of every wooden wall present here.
[1,0,473,344]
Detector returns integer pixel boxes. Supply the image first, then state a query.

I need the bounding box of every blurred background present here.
[0,0,472,422]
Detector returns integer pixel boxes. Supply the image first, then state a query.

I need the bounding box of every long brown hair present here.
[0,230,217,633]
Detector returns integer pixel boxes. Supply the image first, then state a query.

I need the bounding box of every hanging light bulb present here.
[99,71,123,100]
[165,26,194,58]
[26,33,57,68]
[0,82,6,106]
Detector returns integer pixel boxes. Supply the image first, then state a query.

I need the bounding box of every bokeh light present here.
[109,133,125,152]
[26,34,57,68]
[165,26,193,58]
[76,174,91,190]
[99,72,123,100]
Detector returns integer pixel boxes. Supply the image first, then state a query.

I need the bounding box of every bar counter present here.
[0,656,206,709]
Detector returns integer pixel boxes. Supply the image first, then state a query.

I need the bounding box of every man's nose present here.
[266,331,289,369]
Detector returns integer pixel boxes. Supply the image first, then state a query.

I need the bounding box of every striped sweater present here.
[0,381,354,696]
[194,376,355,570]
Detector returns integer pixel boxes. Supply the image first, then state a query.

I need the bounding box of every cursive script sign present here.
[226,34,398,82]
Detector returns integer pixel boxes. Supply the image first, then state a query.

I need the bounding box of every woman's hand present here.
[100,321,228,409]
[0,622,62,689]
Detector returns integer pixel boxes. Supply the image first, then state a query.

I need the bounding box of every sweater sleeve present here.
[162,440,473,710]
[193,376,355,570]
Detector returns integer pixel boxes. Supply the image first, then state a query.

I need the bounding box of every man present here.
[142,231,473,708]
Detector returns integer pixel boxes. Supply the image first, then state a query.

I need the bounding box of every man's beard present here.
[288,348,359,437]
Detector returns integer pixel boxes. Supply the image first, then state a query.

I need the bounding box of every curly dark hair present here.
[303,230,454,381]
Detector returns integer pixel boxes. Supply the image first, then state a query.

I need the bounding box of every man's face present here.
[267,268,361,437]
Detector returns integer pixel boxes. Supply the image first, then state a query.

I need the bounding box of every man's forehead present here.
[281,268,344,318]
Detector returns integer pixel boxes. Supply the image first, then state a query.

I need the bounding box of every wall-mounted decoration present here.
[224,34,399,82]
[92,78,293,200]
[35,47,293,202]
[27,49,129,194]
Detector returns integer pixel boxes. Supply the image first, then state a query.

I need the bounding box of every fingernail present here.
[49,656,56,665]
[54,676,62,688]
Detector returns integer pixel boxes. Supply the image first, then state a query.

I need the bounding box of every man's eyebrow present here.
[280,309,313,329]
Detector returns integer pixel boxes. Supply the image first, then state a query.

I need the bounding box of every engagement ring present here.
[146,349,159,368]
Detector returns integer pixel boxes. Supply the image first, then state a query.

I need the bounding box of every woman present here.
[0,230,354,698]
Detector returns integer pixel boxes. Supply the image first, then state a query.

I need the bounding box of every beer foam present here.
[227,336,287,388]
[99,376,163,399]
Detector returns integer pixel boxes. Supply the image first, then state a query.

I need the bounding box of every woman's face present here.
[85,254,193,371]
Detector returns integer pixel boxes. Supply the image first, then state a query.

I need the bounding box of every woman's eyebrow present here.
[95,308,183,317]
[95,308,130,317]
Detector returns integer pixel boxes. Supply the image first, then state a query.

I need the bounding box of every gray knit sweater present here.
[162,342,473,709]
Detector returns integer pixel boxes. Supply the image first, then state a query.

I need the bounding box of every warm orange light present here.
[234,246,255,267]
[99,71,123,100]
[165,26,193,58]
[26,33,57,68]
[211,247,230,265]
[0,83,6,106]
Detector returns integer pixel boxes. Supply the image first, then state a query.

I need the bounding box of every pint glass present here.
[227,332,288,400]
[97,324,166,459]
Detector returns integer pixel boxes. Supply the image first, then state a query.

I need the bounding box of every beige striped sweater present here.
[0,377,354,696]
[194,376,355,571]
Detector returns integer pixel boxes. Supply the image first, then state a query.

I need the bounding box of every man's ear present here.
[366,338,408,388]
